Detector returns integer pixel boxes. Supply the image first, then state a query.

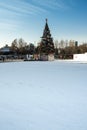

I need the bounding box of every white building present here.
[73,53,87,61]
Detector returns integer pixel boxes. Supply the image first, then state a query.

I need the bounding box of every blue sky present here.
[0,0,87,46]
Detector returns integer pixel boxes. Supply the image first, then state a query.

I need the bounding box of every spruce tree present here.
[40,19,54,55]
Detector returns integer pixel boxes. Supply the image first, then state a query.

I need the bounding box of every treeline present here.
[10,38,35,55]
[55,44,87,59]
[1,38,87,59]
[10,38,54,55]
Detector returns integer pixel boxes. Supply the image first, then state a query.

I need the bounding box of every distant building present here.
[57,40,78,49]
[59,40,66,48]
[69,40,78,47]
[73,53,87,61]
[39,19,54,61]
[0,45,11,54]
[0,44,16,57]
[75,41,78,47]
[0,44,10,51]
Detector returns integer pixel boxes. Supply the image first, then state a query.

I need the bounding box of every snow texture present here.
[0,60,87,130]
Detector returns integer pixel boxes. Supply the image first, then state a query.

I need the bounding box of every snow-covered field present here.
[0,61,87,130]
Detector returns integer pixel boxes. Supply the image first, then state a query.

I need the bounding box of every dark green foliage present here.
[39,19,54,54]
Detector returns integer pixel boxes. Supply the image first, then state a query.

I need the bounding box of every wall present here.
[48,54,54,61]
[73,53,87,61]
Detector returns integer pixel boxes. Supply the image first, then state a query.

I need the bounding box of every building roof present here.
[0,45,10,52]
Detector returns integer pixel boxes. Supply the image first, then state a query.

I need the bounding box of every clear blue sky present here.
[0,0,87,46]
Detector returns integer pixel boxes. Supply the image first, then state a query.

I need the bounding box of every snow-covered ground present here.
[0,61,87,130]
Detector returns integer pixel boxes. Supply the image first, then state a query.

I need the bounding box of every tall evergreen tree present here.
[40,19,54,54]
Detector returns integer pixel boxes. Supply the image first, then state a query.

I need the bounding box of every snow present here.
[0,60,87,130]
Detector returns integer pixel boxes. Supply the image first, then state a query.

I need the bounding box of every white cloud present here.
[0,21,19,31]
[0,0,47,17]
[32,0,69,10]
[0,0,48,32]
[32,0,77,12]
